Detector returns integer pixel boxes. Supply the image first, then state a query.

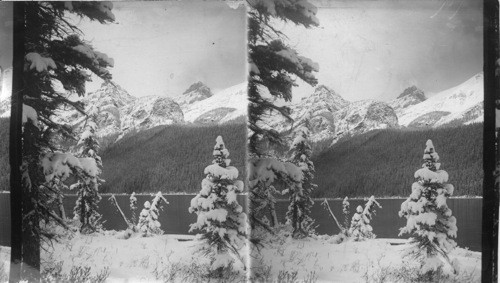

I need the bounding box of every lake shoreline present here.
[0,191,484,200]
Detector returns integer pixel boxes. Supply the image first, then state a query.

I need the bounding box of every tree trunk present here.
[322,199,346,234]
[80,190,87,232]
[269,199,278,227]
[20,128,41,281]
[9,3,25,281]
[292,203,298,237]
[109,195,134,229]
[21,190,40,281]
[58,194,66,220]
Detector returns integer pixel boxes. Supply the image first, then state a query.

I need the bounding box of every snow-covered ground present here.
[253,235,481,282]
[0,246,9,282]
[0,232,481,282]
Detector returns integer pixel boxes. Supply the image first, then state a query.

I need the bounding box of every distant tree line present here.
[312,123,483,197]
[99,123,247,194]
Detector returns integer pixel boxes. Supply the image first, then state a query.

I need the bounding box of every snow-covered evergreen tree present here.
[349,196,381,241]
[342,197,350,235]
[399,139,457,275]
[138,192,168,236]
[189,136,247,276]
[130,192,138,227]
[72,106,103,233]
[349,206,371,240]
[43,177,69,221]
[12,2,115,279]
[286,126,317,238]
[247,0,319,231]
[249,158,303,231]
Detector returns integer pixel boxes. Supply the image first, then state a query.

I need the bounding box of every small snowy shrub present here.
[130,192,138,227]
[399,139,457,277]
[138,192,168,236]
[349,196,382,241]
[42,261,110,283]
[189,136,248,277]
[342,197,350,235]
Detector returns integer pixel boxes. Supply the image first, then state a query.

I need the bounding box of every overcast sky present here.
[0,2,12,71]
[0,0,485,103]
[74,1,246,98]
[283,0,483,102]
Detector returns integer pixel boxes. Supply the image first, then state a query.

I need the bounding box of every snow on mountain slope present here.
[121,95,184,132]
[181,82,247,124]
[332,100,398,140]
[0,68,12,118]
[57,82,184,140]
[265,85,398,144]
[265,85,349,142]
[398,73,483,127]
[9,79,244,148]
[434,101,483,127]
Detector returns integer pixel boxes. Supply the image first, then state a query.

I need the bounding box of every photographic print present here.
[247,0,483,282]
[1,1,249,281]
[0,0,497,282]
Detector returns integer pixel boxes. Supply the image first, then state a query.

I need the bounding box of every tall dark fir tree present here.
[11,2,115,280]
[286,125,317,238]
[247,0,320,230]
[72,106,104,233]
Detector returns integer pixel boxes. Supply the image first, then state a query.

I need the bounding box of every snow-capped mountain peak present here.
[300,85,349,113]
[265,85,399,144]
[181,81,247,124]
[175,81,213,106]
[0,67,12,118]
[389,85,426,115]
[332,99,398,142]
[57,81,184,141]
[397,72,483,127]
[396,85,425,100]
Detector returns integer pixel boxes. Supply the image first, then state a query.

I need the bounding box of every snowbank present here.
[0,235,481,282]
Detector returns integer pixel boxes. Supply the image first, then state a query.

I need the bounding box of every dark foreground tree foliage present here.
[247,0,319,231]
[12,2,114,280]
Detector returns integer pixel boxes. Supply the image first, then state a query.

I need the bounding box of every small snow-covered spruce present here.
[72,110,104,233]
[248,157,303,231]
[342,197,350,235]
[44,177,69,221]
[286,126,317,238]
[138,192,168,237]
[40,152,94,231]
[349,196,382,241]
[399,140,457,276]
[130,192,138,227]
[189,136,247,277]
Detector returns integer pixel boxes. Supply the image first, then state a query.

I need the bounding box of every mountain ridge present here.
[271,72,483,149]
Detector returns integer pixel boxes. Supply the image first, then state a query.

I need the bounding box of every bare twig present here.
[108,194,134,229]
[321,199,346,233]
